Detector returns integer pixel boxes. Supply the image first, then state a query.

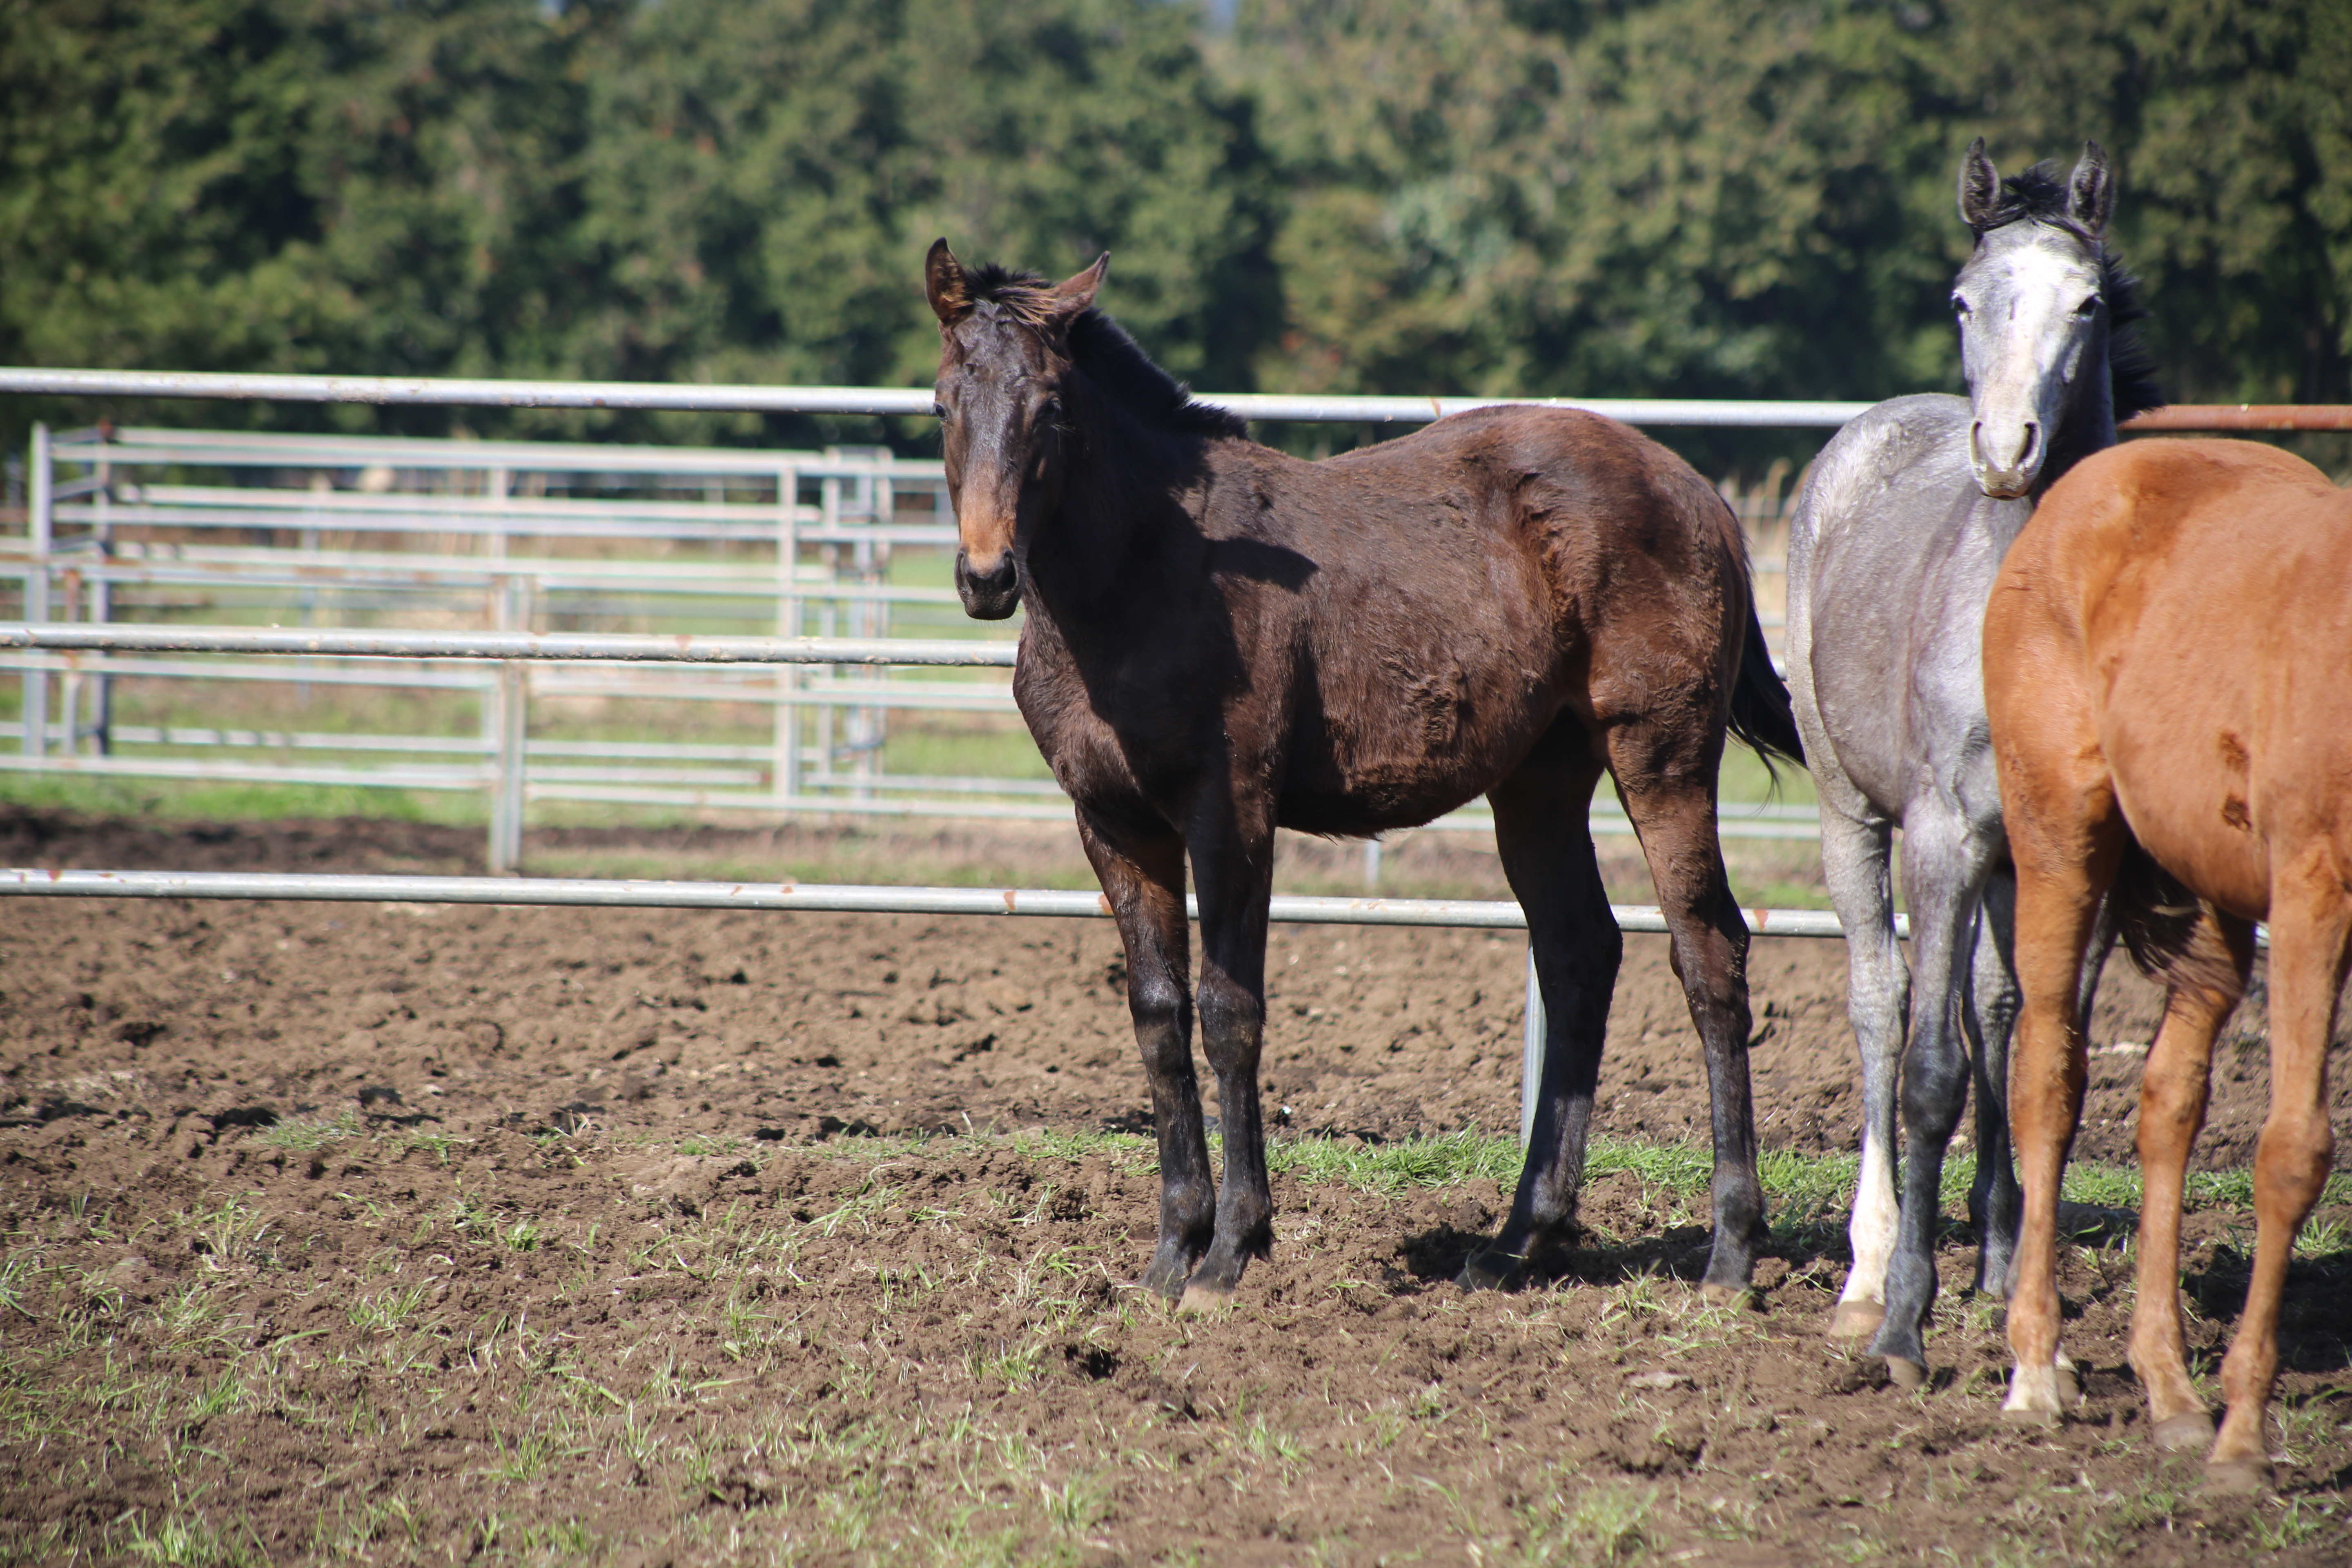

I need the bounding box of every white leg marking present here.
[1841,1134,1898,1304]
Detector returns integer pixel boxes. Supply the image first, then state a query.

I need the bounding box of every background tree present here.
[2,0,2345,465]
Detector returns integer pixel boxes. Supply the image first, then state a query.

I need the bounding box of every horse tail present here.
[2111,835,2250,1002]
[1728,599,1806,775]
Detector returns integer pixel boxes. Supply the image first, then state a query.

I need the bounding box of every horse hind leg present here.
[1999,780,2125,1428]
[1815,803,1906,1339]
[1463,742,1615,1289]
[1076,808,1212,1298]
[1964,869,2023,1298]
[2120,910,2251,1461]
[2206,876,2343,1490]
[1608,734,1765,1296]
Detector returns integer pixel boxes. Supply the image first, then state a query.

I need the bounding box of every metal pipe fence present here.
[2,421,1820,869]
[4,373,2336,873]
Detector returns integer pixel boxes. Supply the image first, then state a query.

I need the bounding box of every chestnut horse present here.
[924,242,1804,1307]
[1985,438,2347,1488]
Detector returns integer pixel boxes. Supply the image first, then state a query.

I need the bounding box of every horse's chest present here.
[1013,644,1224,809]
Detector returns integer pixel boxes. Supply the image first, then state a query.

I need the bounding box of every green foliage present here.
[0,0,1267,449]
[1228,0,2352,423]
[2,0,2345,463]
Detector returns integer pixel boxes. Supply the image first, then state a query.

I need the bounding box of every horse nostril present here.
[954,548,1021,617]
[2015,423,2040,470]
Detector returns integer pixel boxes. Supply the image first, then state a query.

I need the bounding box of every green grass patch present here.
[1267,1128,1523,1192]
[253,1111,361,1154]
[771,1125,2350,1227]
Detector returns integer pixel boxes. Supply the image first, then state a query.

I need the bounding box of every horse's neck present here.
[2033,343,2121,499]
[1024,407,1214,642]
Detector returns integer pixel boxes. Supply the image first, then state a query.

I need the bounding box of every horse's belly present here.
[1281,688,1561,834]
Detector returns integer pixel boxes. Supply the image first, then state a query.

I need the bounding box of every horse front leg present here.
[1076,807,1212,1298]
[1871,805,1997,1386]
[1178,799,1278,1310]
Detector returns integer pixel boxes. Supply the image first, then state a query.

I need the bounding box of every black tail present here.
[2112,836,2252,1002]
[1728,600,1806,776]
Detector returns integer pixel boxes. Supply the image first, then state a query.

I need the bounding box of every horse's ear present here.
[2067,141,2114,236]
[926,239,971,324]
[1958,138,2003,231]
[1047,253,1109,323]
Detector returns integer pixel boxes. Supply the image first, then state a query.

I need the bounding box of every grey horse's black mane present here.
[1973,163,2164,421]
[963,263,1247,440]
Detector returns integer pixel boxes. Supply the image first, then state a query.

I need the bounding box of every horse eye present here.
[1950,296,1971,317]
[931,401,948,420]
[2074,297,2100,318]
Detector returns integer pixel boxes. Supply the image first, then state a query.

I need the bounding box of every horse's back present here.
[1259,406,1749,832]
[1999,439,2352,916]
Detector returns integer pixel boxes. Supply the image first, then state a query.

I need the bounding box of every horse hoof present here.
[2152,1411,2216,1452]
[2002,1363,2069,1427]
[1699,1283,1756,1311]
[2201,1457,2273,1494]
[1177,1282,1233,1315]
[1457,1251,1519,1292]
[1140,1266,1187,1302]
[1883,1356,1927,1392]
[1827,1301,1885,1340]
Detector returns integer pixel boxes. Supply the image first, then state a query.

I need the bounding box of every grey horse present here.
[1784,141,2160,1383]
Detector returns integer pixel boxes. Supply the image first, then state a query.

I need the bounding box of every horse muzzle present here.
[956,548,1021,620]
[1971,417,2042,500]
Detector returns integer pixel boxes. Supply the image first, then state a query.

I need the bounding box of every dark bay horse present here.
[1782,142,2159,1381]
[1986,439,2348,1489]
[924,241,1804,1307]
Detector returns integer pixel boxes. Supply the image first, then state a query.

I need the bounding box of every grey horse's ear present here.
[2067,141,2114,236]
[926,238,971,325]
[1958,137,2003,231]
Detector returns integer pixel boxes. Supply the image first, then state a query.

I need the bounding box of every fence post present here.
[487,575,528,873]
[775,463,802,811]
[89,434,112,754]
[21,423,49,759]
[1520,945,1545,1147]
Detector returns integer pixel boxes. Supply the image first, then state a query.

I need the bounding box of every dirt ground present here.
[2,810,2347,1565]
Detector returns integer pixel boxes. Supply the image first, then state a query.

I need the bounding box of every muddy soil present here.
[2,811,2347,1565]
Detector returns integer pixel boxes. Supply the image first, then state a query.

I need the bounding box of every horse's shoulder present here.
[1823,395,1968,475]
[1795,396,1971,543]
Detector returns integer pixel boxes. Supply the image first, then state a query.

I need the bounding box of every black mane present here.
[1976,162,2164,421]
[962,263,1247,440]
[2102,251,2163,422]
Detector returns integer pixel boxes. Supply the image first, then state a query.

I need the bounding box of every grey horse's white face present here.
[1953,225,2104,499]
[1951,140,2116,499]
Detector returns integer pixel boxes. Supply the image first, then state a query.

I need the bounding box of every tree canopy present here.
[2,0,2345,456]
